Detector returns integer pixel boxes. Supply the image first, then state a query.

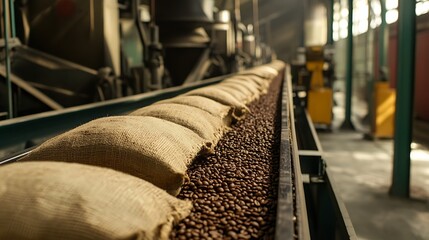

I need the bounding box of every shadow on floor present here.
[318,130,429,240]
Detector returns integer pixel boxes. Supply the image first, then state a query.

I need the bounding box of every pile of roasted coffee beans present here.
[171,76,282,240]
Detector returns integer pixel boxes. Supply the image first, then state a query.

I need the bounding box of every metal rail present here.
[276,65,310,239]
[275,67,309,240]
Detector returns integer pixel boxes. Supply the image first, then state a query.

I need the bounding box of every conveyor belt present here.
[0,64,356,240]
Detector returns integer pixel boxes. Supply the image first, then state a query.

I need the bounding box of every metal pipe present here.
[150,0,155,27]
[301,0,306,47]
[232,0,242,72]
[8,0,14,38]
[133,0,148,61]
[266,20,272,47]
[234,0,241,22]
[341,0,354,129]
[252,0,259,46]
[378,0,387,75]
[365,0,374,129]
[2,0,13,118]
[390,0,416,198]
[327,0,334,45]
[89,0,94,33]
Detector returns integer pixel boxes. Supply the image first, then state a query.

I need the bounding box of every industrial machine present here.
[291,45,335,129]
[1,0,269,119]
[0,44,106,117]
[305,46,333,127]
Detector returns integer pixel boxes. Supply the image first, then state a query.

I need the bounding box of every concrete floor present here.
[319,130,429,240]
[317,88,429,239]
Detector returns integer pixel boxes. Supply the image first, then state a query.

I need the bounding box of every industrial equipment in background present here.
[291,45,335,128]
[369,68,396,139]
[1,0,273,119]
[0,1,357,238]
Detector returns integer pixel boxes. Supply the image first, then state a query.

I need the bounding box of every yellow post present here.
[373,82,396,138]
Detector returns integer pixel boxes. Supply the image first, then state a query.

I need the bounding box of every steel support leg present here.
[341,0,354,130]
[8,0,15,38]
[378,0,387,74]
[390,0,416,198]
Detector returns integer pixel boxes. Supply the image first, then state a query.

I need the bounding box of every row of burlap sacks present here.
[0,61,285,240]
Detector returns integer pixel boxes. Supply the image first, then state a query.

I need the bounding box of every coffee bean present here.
[251,221,260,227]
[228,231,238,239]
[171,73,283,239]
[235,205,242,212]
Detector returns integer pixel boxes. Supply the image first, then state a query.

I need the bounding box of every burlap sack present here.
[253,65,279,77]
[232,74,271,94]
[208,85,251,104]
[238,64,279,79]
[229,75,270,93]
[184,86,249,119]
[23,116,210,195]
[154,95,233,119]
[219,80,260,101]
[0,161,192,240]
[269,60,286,72]
[129,103,229,145]
[222,77,263,93]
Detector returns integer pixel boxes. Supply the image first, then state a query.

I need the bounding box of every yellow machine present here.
[306,46,333,126]
[371,82,396,138]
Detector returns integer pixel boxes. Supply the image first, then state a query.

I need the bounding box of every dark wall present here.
[239,0,306,62]
[388,14,429,121]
